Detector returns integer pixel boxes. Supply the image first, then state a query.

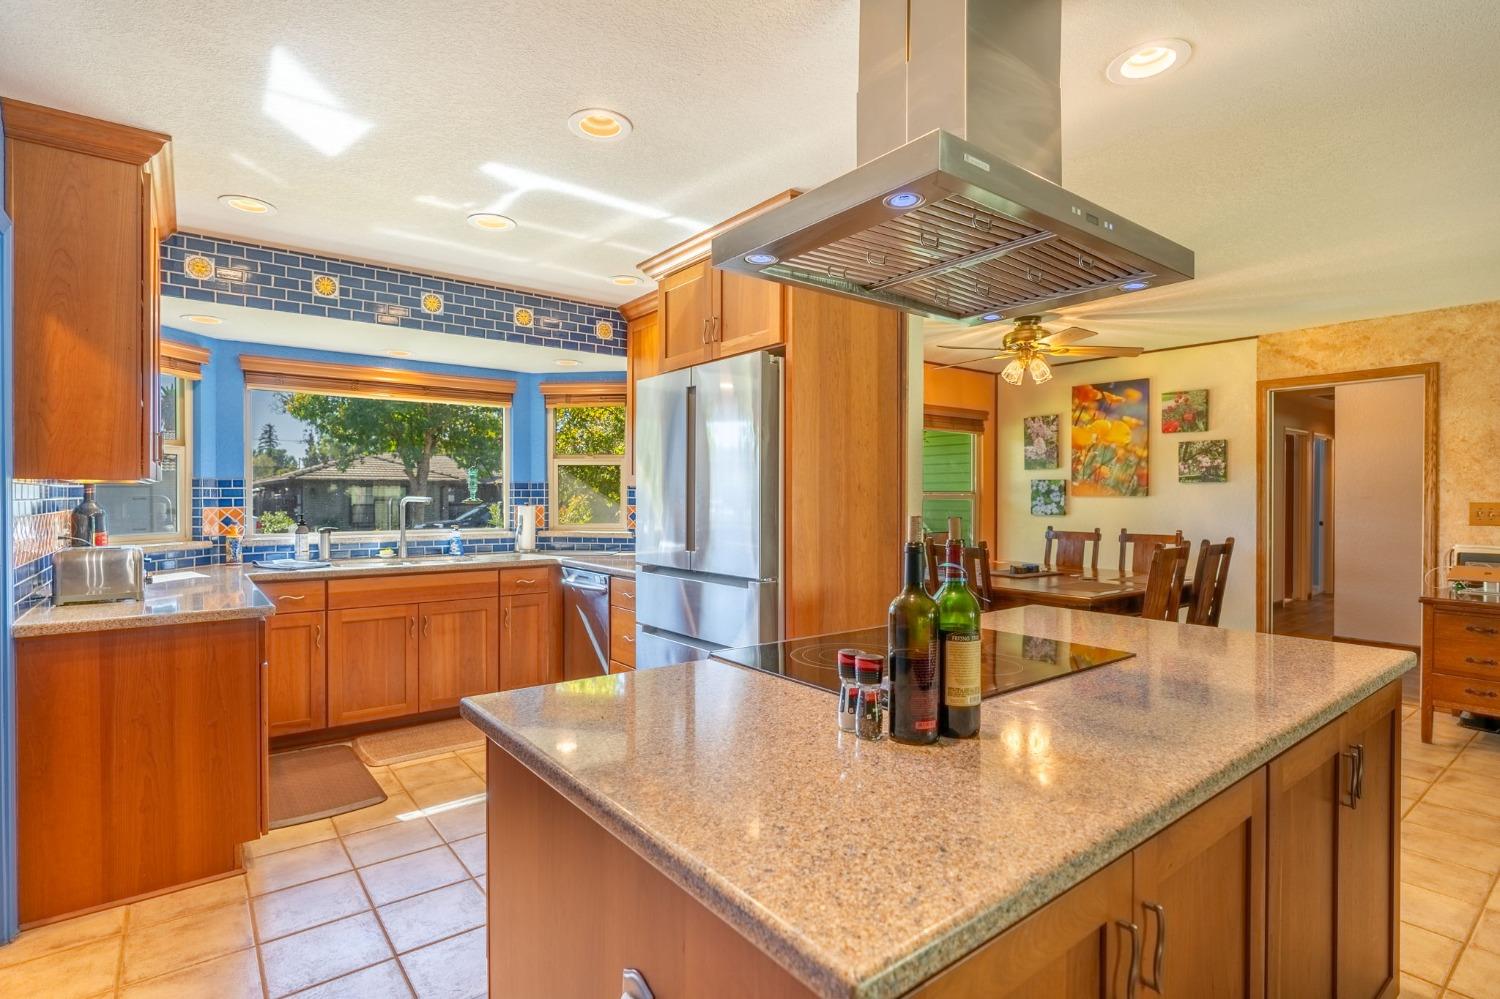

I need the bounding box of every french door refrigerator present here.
[634,351,781,668]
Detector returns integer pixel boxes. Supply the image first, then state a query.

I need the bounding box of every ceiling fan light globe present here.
[1028,357,1053,385]
[1001,358,1026,385]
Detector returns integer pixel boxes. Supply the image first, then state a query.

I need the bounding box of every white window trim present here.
[108,377,193,544]
[547,402,627,533]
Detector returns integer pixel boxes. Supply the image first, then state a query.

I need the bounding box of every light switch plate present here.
[1471,502,1500,526]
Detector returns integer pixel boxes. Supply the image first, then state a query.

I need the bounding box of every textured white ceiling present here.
[4,0,1499,363]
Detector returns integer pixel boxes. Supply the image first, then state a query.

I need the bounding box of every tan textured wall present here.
[1258,300,1500,564]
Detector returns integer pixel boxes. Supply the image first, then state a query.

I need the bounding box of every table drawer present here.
[500,567,552,596]
[610,606,636,668]
[258,579,326,612]
[1429,671,1500,711]
[609,576,636,612]
[1435,610,1500,669]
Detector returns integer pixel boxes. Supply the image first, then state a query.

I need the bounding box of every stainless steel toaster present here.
[51,545,146,605]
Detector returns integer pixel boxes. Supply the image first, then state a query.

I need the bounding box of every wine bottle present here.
[889,515,940,745]
[936,522,981,738]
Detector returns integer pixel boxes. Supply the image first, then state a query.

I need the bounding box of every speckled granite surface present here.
[462,606,1415,999]
[13,552,636,636]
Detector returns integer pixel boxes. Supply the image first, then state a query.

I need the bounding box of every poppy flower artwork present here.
[1070,379,1150,497]
[1161,390,1209,433]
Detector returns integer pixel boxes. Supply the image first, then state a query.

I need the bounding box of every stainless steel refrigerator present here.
[634,351,781,668]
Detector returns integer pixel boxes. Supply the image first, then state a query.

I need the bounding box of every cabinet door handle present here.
[621,634,634,643]
[422,616,431,638]
[278,594,306,601]
[504,606,511,629]
[701,317,711,344]
[711,316,721,341]
[1341,747,1361,809]
[409,617,417,639]
[1465,687,1498,699]
[1116,920,1141,999]
[1466,657,1499,667]
[1142,902,1166,993]
[314,624,322,649]
[516,578,537,584]
[1467,624,1499,635]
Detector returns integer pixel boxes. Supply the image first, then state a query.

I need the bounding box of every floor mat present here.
[354,717,485,767]
[269,744,387,829]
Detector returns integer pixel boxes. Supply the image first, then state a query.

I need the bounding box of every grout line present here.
[243,889,273,999]
[342,766,421,998]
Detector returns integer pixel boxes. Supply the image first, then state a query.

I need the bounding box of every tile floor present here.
[0,744,489,998]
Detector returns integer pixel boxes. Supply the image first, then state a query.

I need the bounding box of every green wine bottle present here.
[936,522,981,738]
[889,515,940,744]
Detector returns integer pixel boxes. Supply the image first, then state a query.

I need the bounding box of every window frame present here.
[920,421,981,541]
[101,374,193,544]
[546,397,628,534]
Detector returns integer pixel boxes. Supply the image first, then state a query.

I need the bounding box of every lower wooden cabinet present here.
[265,610,328,736]
[327,603,420,726]
[419,597,500,711]
[501,590,553,690]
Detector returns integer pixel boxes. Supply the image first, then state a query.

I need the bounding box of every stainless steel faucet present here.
[398,496,433,558]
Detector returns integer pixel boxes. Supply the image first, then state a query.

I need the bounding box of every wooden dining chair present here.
[1119,529,1186,575]
[963,542,995,610]
[1140,543,1190,621]
[1044,526,1102,572]
[924,534,947,592]
[1187,537,1235,626]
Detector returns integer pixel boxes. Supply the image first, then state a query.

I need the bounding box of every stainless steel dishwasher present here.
[560,567,612,679]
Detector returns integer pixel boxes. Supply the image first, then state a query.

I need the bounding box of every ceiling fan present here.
[933,315,1145,385]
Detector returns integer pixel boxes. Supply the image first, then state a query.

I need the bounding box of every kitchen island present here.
[462,605,1413,998]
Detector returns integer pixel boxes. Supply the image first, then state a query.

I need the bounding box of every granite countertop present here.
[460,606,1415,999]
[14,550,637,637]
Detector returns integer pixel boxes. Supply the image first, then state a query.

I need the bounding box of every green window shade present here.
[921,498,974,541]
[922,430,975,492]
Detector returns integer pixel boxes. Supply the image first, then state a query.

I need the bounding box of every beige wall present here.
[1258,300,1500,565]
[995,339,1258,630]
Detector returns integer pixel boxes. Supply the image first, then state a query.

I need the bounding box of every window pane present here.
[555,463,623,528]
[552,405,625,457]
[159,376,182,442]
[921,496,974,541]
[250,389,505,533]
[97,453,182,537]
[922,429,975,492]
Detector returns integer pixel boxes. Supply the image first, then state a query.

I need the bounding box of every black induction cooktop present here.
[712,626,1134,699]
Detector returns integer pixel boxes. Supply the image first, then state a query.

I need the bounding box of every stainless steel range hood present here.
[711,0,1194,324]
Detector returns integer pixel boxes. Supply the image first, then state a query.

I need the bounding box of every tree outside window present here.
[549,404,626,530]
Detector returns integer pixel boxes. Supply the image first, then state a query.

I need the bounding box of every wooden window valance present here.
[161,340,210,380]
[539,382,627,407]
[240,355,516,406]
[925,405,989,435]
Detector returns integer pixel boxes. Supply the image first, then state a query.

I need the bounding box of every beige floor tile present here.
[376,881,486,954]
[1408,758,1449,783]
[247,839,353,897]
[343,817,443,867]
[1425,783,1500,821]
[243,819,339,861]
[0,936,123,999]
[1406,775,1435,800]
[1402,882,1483,941]
[357,846,468,907]
[406,776,485,811]
[1438,766,1500,797]
[450,835,486,879]
[1405,823,1500,875]
[331,792,419,838]
[120,946,263,999]
[1402,921,1464,986]
[1403,850,1495,906]
[1448,943,1500,997]
[389,756,471,791]
[1399,972,1442,998]
[428,801,486,842]
[253,871,370,943]
[259,912,392,998]
[1471,909,1500,955]
[397,925,486,999]
[287,959,412,998]
[369,768,404,795]
[456,746,485,770]
[1409,717,1474,751]
[123,899,254,984]
[129,875,248,930]
[0,905,124,969]
[1408,801,1500,846]
[1406,796,1423,818]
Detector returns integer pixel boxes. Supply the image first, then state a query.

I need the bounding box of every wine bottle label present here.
[891,651,938,732]
[944,633,981,707]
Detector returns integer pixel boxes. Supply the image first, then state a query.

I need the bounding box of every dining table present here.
[987,563,1194,614]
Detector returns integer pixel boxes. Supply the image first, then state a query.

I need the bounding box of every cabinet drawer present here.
[1429,671,1500,711]
[610,607,636,668]
[258,579,326,612]
[610,659,635,674]
[1434,610,1500,674]
[609,576,636,612]
[501,567,552,595]
[328,570,499,609]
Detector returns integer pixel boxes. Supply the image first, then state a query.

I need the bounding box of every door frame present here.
[1311,433,1334,595]
[0,172,18,942]
[1255,363,1438,633]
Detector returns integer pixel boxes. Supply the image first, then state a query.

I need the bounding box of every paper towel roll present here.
[515,504,539,552]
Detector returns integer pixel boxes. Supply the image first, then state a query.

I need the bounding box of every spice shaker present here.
[854,652,886,741]
[837,648,861,733]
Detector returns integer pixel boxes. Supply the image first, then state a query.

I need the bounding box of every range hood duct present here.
[711,0,1193,324]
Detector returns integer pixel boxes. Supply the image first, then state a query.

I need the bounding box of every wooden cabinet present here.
[501,590,552,690]
[717,268,783,354]
[418,597,500,711]
[658,259,784,372]
[327,603,420,725]
[2,98,175,481]
[1421,596,1500,742]
[623,295,660,481]
[1335,683,1400,998]
[609,604,636,669]
[265,610,327,736]
[659,259,717,370]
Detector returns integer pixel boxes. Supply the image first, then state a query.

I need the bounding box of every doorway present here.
[1272,391,1334,638]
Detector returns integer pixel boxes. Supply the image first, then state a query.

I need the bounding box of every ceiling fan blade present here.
[927,355,1004,372]
[1046,344,1145,358]
[936,342,1009,351]
[1038,326,1098,347]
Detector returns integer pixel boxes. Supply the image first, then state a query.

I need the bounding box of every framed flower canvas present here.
[1022,414,1060,469]
[1161,390,1209,433]
[1178,440,1228,483]
[1031,479,1066,516]
[1070,379,1149,497]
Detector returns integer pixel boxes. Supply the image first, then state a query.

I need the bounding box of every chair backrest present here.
[1119,528,1186,575]
[963,542,994,610]
[924,535,947,593]
[1140,543,1190,621]
[1044,526,1102,572]
[1187,537,1235,626]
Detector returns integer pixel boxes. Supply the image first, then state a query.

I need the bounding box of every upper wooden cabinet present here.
[2,98,175,481]
[658,259,784,372]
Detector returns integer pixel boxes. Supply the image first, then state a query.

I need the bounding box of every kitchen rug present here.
[269,744,386,829]
[354,717,485,767]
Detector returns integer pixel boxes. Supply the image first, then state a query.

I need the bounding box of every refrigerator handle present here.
[684,383,697,552]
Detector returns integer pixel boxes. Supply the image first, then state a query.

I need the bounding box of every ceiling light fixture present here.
[610,274,642,286]
[567,108,632,142]
[883,191,924,210]
[467,212,516,232]
[1106,38,1192,84]
[218,194,276,215]
[1120,280,1151,291]
[744,253,778,266]
[179,314,223,325]
[555,358,581,367]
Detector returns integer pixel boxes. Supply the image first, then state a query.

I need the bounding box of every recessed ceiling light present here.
[384,349,412,358]
[1106,39,1192,84]
[744,253,778,266]
[467,212,516,231]
[1120,280,1151,291]
[883,191,924,210]
[567,108,632,142]
[555,358,582,367]
[218,194,276,215]
[179,314,223,325]
[610,274,642,286]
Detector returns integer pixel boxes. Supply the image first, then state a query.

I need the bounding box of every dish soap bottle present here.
[293,513,311,561]
[447,527,464,557]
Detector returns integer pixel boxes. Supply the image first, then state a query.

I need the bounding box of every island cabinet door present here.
[1336,681,1401,999]
[327,603,420,725]
[418,597,500,711]
[910,856,1134,998]
[1129,769,1266,999]
[265,610,328,736]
